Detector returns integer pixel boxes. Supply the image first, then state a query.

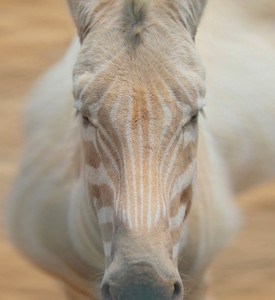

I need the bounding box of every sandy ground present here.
[0,1,274,299]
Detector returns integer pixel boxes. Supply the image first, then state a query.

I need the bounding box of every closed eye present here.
[74,100,95,126]
[74,109,90,126]
[193,109,206,121]
[190,113,198,123]
[186,109,206,126]
[81,114,90,126]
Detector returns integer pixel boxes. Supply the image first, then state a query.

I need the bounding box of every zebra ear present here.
[66,0,95,42]
[175,0,207,39]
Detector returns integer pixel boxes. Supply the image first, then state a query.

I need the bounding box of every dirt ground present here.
[0,1,274,300]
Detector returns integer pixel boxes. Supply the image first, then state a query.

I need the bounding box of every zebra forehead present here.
[74,59,205,113]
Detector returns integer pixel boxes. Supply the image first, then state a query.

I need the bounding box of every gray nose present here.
[101,263,183,300]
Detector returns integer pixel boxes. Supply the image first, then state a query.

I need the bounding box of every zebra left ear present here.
[174,0,207,39]
[66,0,95,42]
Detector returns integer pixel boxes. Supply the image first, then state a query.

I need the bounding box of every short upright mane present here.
[123,0,151,39]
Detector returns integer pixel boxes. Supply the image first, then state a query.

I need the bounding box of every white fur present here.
[6,1,275,298]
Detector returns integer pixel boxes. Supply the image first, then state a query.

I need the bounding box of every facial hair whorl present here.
[123,0,151,40]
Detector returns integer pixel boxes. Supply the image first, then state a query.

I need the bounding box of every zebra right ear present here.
[66,0,95,42]
[174,0,207,39]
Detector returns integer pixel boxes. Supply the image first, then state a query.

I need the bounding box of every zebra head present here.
[68,0,206,299]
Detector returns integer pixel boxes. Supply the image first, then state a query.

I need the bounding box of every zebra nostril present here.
[172,281,182,299]
[101,282,112,300]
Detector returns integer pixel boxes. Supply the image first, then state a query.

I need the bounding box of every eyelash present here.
[75,110,90,125]
[200,109,206,119]
[189,109,206,124]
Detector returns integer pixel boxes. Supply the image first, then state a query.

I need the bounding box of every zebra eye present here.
[190,113,198,123]
[189,109,206,124]
[82,114,90,126]
[81,112,98,128]
[75,109,91,126]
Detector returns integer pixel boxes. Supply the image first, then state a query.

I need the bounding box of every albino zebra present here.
[6,0,275,299]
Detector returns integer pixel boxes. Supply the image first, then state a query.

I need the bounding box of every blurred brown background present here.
[0,1,274,300]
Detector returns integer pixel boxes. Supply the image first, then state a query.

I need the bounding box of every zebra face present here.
[70,0,207,298]
[75,71,205,245]
[73,40,205,299]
